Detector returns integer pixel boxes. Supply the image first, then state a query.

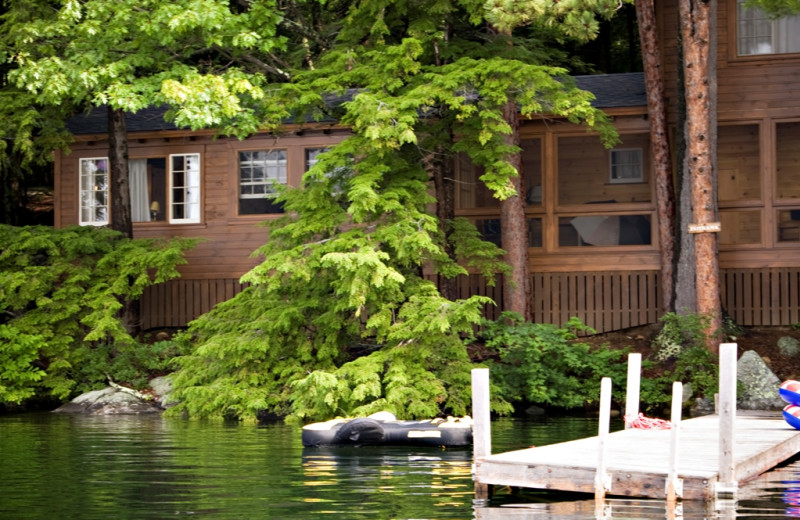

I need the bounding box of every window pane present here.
[560,215,651,246]
[776,122,800,199]
[718,125,760,201]
[610,149,643,184]
[738,0,800,55]
[720,210,761,245]
[528,218,542,247]
[522,139,542,207]
[238,149,287,215]
[79,158,109,226]
[558,134,650,205]
[456,155,496,209]
[306,148,327,170]
[778,209,800,242]
[169,153,201,223]
[475,219,501,246]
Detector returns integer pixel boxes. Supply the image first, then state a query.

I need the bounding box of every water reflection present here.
[300,446,474,513]
[2,413,800,519]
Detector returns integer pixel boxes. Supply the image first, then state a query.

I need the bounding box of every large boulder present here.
[737,350,784,411]
[53,386,163,415]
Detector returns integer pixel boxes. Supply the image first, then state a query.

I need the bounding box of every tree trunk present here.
[108,106,132,238]
[674,30,696,316]
[500,101,532,321]
[679,0,721,351]
[431,149,460,302]
[635,0,677,314]
[107,106,140,336]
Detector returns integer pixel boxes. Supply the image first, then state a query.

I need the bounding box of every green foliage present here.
[651,311,710,361]
[0,224,194,403]
[71,340,179,394]
[638,345,719,414]
[167,172,500,421]
[743,0,800,17]
[635,312,722,414]
[668,346,718,401]
[288,285,500,422]
[482,313,629,410]
[0,325,46,404]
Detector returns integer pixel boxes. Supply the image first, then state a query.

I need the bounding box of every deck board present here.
[474,414,800,500]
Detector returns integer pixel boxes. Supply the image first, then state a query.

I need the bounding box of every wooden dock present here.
[471,344,800,501]
[474,413,800,500]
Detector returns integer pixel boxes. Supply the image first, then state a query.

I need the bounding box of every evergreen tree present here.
[170,0,620,421]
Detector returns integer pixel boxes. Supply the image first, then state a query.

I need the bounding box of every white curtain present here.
[129,159,150,222]
[774,15,800,54]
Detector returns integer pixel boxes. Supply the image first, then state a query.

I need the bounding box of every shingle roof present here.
[66,73,646,135]
[574,72,646,108]
[66,105,181,135]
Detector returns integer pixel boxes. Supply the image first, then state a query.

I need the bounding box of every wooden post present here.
[625,353,642,429]
[666,381,683,502]
[595,377,612,500]
[472,368,491,500]
[717,342,738,497]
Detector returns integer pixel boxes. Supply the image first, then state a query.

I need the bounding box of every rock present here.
[778,336,800,357]
[149,375,176,408]
[53,386,163,415]
[525,405,545,416]
[690,397,715,417]
[737,350,785,411]
[682,382,693,403]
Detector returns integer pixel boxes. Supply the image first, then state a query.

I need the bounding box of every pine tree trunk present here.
[679,0,721,351]
[674,30,696,316]
[500,101,532,321]
[636,0,677,313]
[108,106,132,239]
[430,147,459,302]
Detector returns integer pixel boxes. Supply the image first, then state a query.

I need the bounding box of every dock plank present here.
[475,413,800,500]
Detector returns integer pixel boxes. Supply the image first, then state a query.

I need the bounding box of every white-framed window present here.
[238,149,286,214]
[738,0,800,56]
[170,153,201,223]
[79,154,200,226]
[305,147,326,170]
[79,157,109,226]
[609,148,644,184]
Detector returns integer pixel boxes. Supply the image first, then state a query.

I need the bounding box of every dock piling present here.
[595,377,613,499]
[666,381,683,502]
[471,368,491,500]
[625,353,641,429]
[717,343,738,497]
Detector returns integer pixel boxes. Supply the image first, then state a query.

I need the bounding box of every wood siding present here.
[56,130,348,280]
[140,278,248,330]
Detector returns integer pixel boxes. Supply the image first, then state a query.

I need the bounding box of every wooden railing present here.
[140,267,800,333]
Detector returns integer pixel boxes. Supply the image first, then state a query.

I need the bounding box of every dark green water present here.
[0,413,798,519]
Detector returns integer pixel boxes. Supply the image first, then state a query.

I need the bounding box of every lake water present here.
[1,412,798,519]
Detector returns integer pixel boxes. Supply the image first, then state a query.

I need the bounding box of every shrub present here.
[481,313,629,410]
[651,311,710,361]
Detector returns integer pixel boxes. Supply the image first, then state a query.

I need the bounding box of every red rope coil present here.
[624,413,672,430]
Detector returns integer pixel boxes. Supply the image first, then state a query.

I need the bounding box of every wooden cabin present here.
[54,0,800,332]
